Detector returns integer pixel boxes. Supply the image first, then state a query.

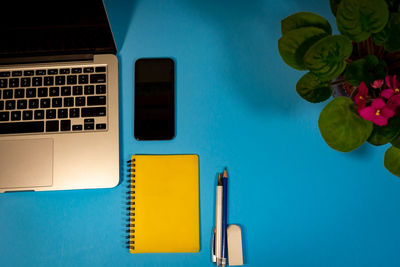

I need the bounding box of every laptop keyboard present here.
[0,64,108,135]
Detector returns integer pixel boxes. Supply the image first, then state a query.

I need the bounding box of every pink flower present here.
[371,79,384,89]
[354,82,369,111]
[359,98,395,126]
[387,95,400,116]
[381,75,400,99]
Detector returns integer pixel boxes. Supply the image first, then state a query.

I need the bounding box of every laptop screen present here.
[0,0,116,59]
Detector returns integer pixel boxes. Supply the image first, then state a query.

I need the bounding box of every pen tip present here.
[217,173,222,185]
[223,168,228,178]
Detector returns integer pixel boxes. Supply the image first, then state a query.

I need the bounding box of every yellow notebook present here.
[127,154,200,253]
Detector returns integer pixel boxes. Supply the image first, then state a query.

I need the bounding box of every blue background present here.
[1,0,400,266]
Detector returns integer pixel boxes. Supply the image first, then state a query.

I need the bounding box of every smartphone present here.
[134,58,175,140]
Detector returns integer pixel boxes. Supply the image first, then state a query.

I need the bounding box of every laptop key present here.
[12,71,22,77]
[0,79,7,88]
[84,118,94,130]
[75,97,85,106]
[48,69,58,75]
[0,112,9,121]
[0,121,44,134]
[36,70,46,75]
[87,96,106,106]
[69,108,80,118]
[96,123,106,130]
[84,85,94,95]
[23,110,33,120]
[6,100,15,110]
[38,87,48,97]
[58,109,68,118]
[52,98,62,107]
[78,75,89,84]
[24,70,34,76]
[61,120,71,131]
[84,67,94,73]
[73,86,83,95]
[26,88,36,98]
[60,69,70,74]
[17,100,27,109]
[9,78,19,87]
[81,107,106,117]
[46,109,56,119]
[32,77,42,86]
[49,87,59,96]
[90,74,106,83]
[21,77,31,87]
[44,76,54,86]
[84,124,94,130]
[64,97,74,107]
[0,101,3,110]
[0,72,10,77]
[72,68,82,74]
[72,124,82,131]
[95,67,106,72]
[15,89,25,98]
[46,120,59,132]
[34,110,44,120]
[40,98,51,108]
[11,111,21,121]
[3,90,13,99]
[56,76,65,85]
[67,75,77,85]
[29,99,39,109]
[61,86,71,96]
[96,85,106,94]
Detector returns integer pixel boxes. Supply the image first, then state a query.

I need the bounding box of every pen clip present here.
[212,227,216,263]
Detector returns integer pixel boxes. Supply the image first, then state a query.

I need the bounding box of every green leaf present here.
[296,72,332,103]
[391,134,400,148]
[384,146,400,177]
[374,13,400,52]
[278,27,328,70]
[368,116,400,146]
[330,0,342,16]
[304,35,353,81]
[318,97,373,152]
[385,0,400,12]
[373,30,387,46]
[336,0,389,42]
[281,12,332,35]
[345,55,387,86]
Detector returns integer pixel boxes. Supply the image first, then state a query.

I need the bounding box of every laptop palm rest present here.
[0,139,53,189]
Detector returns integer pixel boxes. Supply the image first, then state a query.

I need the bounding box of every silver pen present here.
[212,227,216,263]
[215,174,223,266]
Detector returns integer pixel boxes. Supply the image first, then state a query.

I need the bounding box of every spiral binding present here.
[126,157,136,251]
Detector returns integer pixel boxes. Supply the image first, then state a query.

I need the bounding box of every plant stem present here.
[367,36,374,55]
[330,79,346,86]
[345,58,353,64]
[350,88,358,99]
[376,45,385,59]
[357,42,363,58]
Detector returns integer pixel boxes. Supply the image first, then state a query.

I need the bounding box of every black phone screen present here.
[134,58,175,140]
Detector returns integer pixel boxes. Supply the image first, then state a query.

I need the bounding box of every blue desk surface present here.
[2,0,400,266]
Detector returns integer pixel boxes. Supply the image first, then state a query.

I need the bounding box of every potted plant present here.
[278,0,400,177]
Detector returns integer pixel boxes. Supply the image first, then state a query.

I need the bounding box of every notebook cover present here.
[128,154,200,253]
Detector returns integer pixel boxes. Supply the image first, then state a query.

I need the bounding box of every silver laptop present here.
[0,0,119,192]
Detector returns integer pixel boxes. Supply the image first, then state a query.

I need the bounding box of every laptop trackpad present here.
[0,139,53,189]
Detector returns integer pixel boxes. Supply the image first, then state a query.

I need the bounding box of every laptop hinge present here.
[0,54,94,65]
